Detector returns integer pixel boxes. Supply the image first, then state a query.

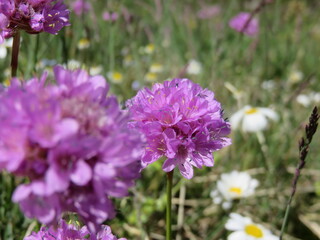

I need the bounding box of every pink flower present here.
[0,66,142,232]
[127,79,231,179]
[71,0,91,16]
[229,12,259,37]
[197,5,221,19]
[102,11,119,22]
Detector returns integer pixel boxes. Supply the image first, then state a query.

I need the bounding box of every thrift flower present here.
[103,11,119,22]
[0,0,70,41]
[229,12,259,37]
[211,171,259,209]
[225,213,278,240]
[0,66,142,231]
[186,59,202,75]
[230,106,278,132]
[197,5,221,19]
[127,79,231,179]
[24,219,127,240]
[71,0,91,16]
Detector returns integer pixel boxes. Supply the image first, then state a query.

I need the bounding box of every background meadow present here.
[1,0,320,239]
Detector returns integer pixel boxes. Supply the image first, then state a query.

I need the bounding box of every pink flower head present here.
[197,5,221,19]
[102,11,119,22]
[127,79,231,179]
[71,0,91,16]
[0,66,142,232]
[24,219,127,240]
[0,0,70,40]
[229,12,259,37]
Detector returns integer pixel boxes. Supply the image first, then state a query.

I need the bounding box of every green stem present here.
[279,203,291,240]
[11,31,21,78]
[166,170,173,240]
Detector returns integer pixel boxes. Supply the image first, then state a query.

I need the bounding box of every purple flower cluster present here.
[0,66,142,231]
[0,0,70,42]
[127,79,231,179]
[24,220,127,240]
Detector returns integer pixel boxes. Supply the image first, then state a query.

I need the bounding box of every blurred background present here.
[1,0,320,239]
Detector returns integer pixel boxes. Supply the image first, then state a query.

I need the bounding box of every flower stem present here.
[166,170,174,240]
[11,31,21,78]
[279,107,319,240]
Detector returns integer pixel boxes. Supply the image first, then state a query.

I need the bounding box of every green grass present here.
[1,0,320,239]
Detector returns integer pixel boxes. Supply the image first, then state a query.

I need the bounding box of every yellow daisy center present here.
[229,187,243,195]
[112,72,123,82]
[245,224,264,238]
[145,44,155,53]
[145,72,157,82]
[245,108,258,115]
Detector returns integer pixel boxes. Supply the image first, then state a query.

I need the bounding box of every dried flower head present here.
[127,78,231,179]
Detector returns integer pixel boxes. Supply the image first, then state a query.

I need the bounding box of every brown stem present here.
[11,31,21,78]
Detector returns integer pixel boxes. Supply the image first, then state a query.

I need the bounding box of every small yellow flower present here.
[108,71,123,84]
[3,78,10,87]
[89,65,103,75]
[123,55,133,66]
[143,44,155,54]
[288,70,304,84]
[77,38,90,50]
[144,72,157,82]
[149,63,163,73]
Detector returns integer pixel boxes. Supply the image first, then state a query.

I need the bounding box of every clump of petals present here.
[24,219,127,240]
[127,78,231,179]
[0,66,142,232]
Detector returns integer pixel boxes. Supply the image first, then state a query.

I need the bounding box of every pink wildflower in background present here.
[103,11,119,22]
[24,220,127,240]
[0,66,142,232]
[229,12,259,37]
[71,0,91,16]
[197,5,221,19]
[0,0,70,42]
[127,79,231,179]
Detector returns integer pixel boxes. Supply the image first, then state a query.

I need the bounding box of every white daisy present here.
[288,70,304,84]
[296,94,312,107]
[89,65,103,75]
[225,213,279,240]
[296,92,320,107]
[186,59,202,75]
[107,71,123,84]
[0,38,13,59]
[211,171,259,204]
[67,59,82,70]
[149,63,164,73]
[230,106,278,132]
[77,38,90,50]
